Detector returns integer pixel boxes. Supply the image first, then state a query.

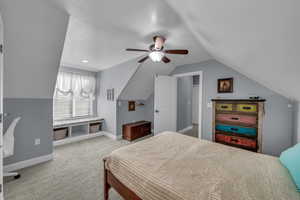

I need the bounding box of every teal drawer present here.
[216,124,256,136]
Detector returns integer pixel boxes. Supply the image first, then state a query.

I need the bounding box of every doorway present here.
[173,71,203,139]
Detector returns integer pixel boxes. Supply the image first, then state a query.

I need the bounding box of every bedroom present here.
[0,0,299,199]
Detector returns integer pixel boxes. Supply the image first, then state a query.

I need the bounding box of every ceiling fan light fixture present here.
[153,36,165,50]
[149,51,164,62]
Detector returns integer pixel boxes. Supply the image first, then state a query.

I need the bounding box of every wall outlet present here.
[288,104,293,108]
[34,138,40,146]
[207,102,212,108]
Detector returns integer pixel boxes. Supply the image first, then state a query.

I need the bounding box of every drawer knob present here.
[243,106,251,110]
[231,117,239,120]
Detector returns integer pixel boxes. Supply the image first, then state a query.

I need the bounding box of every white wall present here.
[0,0,69,99]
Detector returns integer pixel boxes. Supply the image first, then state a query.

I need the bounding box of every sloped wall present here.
[165,0,300,101]
[172,60,294,156]
[116,97,154,136]
[119,61,176,100]
[97,58,140,135]
[0,0,69,165]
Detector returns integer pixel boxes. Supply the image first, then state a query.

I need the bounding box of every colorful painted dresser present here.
[212,99,265,152]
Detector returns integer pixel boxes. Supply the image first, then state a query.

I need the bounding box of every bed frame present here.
[103,159,142,200]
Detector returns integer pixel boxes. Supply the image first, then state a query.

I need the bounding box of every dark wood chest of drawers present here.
[122,121,151,141]
[212,99,265,152]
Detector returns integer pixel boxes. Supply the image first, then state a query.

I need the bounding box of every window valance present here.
[55,71,96,99]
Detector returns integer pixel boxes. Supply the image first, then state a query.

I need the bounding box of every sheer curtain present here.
[54,71,96,120]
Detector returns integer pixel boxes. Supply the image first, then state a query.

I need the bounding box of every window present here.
[53,70,96,121]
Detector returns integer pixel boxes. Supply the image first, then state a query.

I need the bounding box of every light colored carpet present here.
[4,136,133,200]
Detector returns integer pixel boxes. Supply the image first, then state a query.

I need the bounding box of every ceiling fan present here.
[126,36,189,64]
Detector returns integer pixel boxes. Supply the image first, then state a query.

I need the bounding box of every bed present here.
[104,132,299,200]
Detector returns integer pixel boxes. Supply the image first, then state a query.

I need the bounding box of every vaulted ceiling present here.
[165,0,300,100]
[53,0,299,101]
[53,0,211,71]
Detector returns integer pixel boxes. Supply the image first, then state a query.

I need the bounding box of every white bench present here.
[53,117,104,146]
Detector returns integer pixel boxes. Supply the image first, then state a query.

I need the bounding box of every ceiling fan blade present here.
[138,56,149,63]
[164,49,189,54]
[162,56,171,63]
[126,48,149,52]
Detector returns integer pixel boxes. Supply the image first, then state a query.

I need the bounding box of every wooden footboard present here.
[103,159,142,200]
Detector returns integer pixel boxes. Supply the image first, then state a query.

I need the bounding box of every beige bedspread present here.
[105,132,300,200]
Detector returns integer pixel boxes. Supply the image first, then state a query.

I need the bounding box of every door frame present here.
[0,12,3,199]
[173,71,203,139]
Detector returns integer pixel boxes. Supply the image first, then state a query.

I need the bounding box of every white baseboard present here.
[178,125,193,133]
[54,132,105,147]
[103,131,122,140]
[4,154,53,172]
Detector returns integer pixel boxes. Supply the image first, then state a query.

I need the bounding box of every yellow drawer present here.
[216,104,233,111]
[237,104,257,112]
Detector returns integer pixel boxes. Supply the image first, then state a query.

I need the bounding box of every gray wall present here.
[172,60,294,156]
[177,76,193,131]
[97,58,140,134]
[116,97,154,136]
[3,99,53,165]
[1,0,69,165]
[293,102,300,145]
[0,0,69,99]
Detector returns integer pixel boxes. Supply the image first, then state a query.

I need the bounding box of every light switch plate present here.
[34,138,40,146]
[207,102,212,108]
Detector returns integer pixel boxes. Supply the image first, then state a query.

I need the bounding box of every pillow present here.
[279,143,300,192]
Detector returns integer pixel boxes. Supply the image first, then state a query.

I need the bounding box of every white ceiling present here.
[165,0,300,100]
[53,0,211,71]
[52,0,300,101]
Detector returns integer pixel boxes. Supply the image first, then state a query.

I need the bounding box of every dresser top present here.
[123,120,151,127]
[211,99,266,102]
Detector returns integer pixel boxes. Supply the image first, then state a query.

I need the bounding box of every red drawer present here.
[216,114,257,126]
[215,134,256,149]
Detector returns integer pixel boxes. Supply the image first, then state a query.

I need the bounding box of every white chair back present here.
[3,117,21,158]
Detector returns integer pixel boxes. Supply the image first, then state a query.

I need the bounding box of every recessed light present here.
[81,59,89,63]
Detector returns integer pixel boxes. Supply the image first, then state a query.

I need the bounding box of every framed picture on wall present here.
[218,78,233,93]
[106,88,115,101]
[128,101,135,111]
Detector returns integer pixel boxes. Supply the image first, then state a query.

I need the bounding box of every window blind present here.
[74,97,92,117]
[53,93,72,120]
[53,70,96,121]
